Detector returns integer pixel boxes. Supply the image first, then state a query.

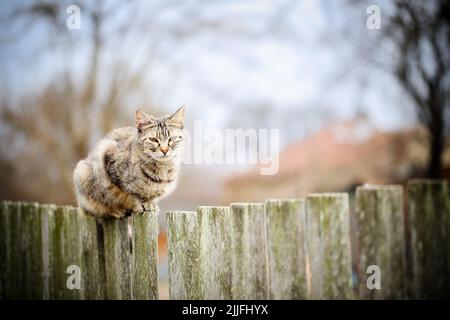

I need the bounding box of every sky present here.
[0,0,418,149]
[142,0,416,134]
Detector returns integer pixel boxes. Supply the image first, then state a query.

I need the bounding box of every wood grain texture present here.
[266,199,307,299]
[0,201,11,299]
[197,206,233,299]
[22,202,45,299]
[6,202,23,299]
[102,216,132,299]
[40,203,57,299]
[77,210,105,299]
[230,203,269,299]
[131,211,159,300]
[355,185,406,299]
[306,193,353,299]
[407,179,450,299]
[167,211,200,300]
[49,206,82,299]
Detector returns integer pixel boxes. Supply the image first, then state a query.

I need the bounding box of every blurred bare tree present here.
[386,0,450,178]
[349,0,450,178]
[0,1,160,204]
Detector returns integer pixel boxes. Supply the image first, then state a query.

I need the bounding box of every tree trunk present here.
[427,120,444,178]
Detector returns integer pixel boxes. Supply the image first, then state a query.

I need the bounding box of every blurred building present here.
[223,116,449,203]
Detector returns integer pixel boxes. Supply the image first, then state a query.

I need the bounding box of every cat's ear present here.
[135,109,155,132]
[167,106,185,128]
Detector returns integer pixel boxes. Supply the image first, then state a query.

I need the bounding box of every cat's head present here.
[135,106,185,161]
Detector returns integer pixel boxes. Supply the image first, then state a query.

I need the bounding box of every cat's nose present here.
[160,146,169,155]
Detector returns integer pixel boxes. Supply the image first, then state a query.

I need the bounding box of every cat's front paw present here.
[110,211,126,219]
[133,203,145,214]
[142,201,158,213]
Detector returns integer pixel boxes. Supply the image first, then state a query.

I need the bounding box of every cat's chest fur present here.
[105,143,179,202]
[134,160,178,200]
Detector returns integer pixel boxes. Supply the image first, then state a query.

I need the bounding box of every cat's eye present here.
[169,136,182,142]
[147,137,159,144]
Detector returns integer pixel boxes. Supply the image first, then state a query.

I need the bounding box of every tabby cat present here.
[73,106,185,218]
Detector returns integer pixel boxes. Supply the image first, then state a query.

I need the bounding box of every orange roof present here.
[224,119,425,200]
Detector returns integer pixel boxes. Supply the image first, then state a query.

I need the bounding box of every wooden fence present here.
[0,179,449,299]
[167,179,450,300]
[0,204,158,299]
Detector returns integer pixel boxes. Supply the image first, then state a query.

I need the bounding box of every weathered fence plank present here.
[355,185,406,299]
[66,207,83,299]
[45,205,57,298]
[131,211,159,300]
[49,206,82,299]
[77,211,105,299]
[20,203,33,299]
[197,206,233,299]
[22,202,45,299]
[407,179,450,299]
[0,201,10,299]
[230,203,269,299]
[6,202,23,299]
[40,204,56,299]
[306,193,353,299]
[167,211,200,300]
[103,217,132,299]
[266,199,308,299]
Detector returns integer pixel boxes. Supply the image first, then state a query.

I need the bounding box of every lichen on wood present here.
[197,206,233,299]
[266,199,308,299]
[0,201,11,299]
[77,210,105,299]
[355,185,406,299]
[102,216,132,300]
[230,203,269,299]
[167,211,200,300]
[306,193,353,299]
[407,179,450,299]
[131,211,158,300]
